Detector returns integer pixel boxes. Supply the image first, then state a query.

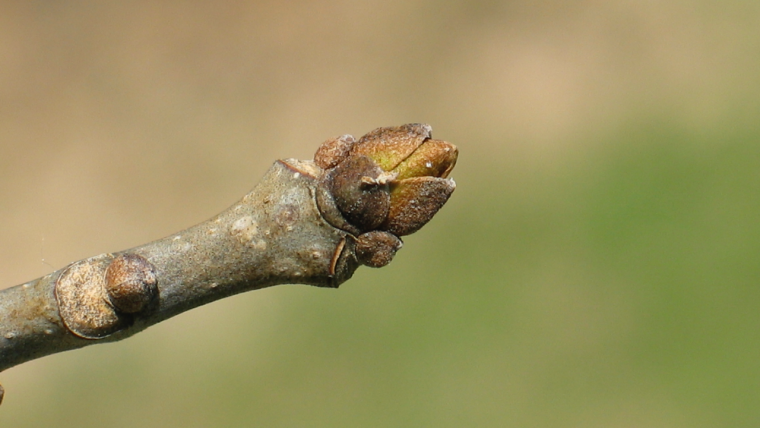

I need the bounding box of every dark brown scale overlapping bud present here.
[327,155,390,232]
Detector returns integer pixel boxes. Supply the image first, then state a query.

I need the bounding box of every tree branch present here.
[0,124,457,406]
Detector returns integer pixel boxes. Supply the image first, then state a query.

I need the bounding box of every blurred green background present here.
[2,1,760,426]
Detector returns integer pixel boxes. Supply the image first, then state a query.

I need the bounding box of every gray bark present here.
[0,159,358,374]
[0,123,458,407]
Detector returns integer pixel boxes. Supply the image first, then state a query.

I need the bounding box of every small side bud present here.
[105,254,158,313]
[355,231,403,268]
[314,134,355,170]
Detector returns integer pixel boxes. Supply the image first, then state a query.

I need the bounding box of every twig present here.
[0,124,457,405]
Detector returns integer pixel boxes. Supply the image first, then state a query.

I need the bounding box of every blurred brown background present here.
[2,1,760,426]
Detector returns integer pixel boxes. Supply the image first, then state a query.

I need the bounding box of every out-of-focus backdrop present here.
[2,1,760,426]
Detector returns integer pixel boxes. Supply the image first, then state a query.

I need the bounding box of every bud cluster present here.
[315,124,457,267]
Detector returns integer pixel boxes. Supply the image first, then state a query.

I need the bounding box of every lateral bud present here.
[55,253,158,339]
[105,254,158,314]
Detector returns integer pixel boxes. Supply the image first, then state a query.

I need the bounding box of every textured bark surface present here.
[0,124,457,405]
[0,159,358,373]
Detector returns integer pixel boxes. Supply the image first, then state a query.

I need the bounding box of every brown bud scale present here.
[383,177,456,236]
[355,231,403,268]
[104,254,158,314]
[328,155,390,232]
[351,123,432,171]
[314,134,356,170]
